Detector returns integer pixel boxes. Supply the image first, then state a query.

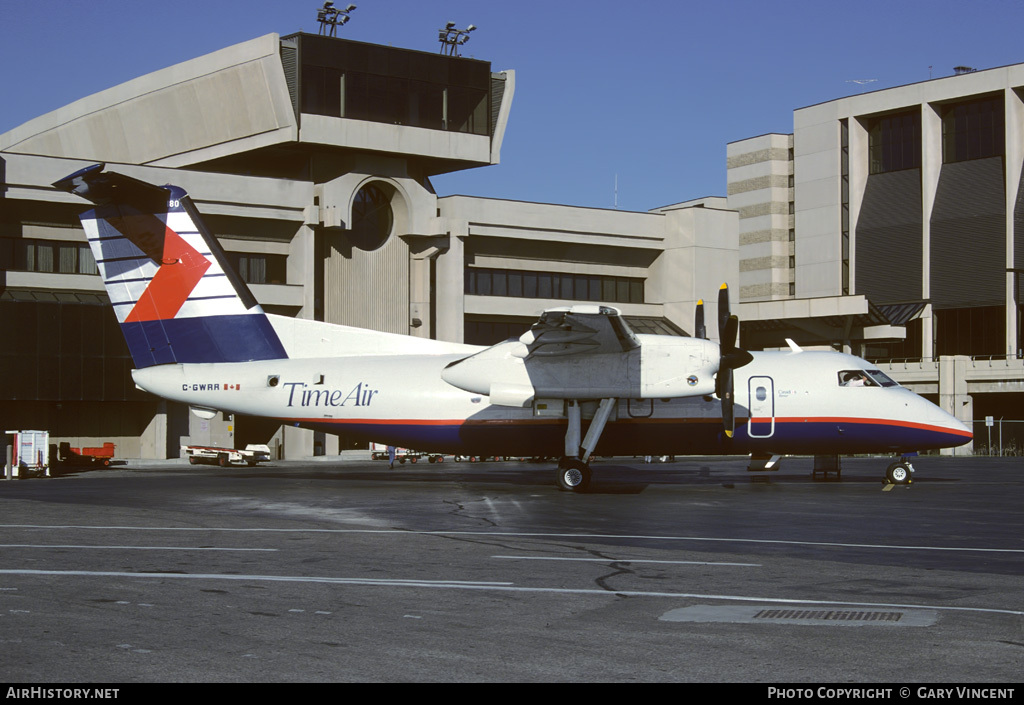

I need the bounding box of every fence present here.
[972,419,1024,456]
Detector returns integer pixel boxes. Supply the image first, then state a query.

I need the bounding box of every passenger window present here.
[755,386,767,401]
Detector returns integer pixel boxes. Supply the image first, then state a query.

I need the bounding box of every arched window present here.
[350,183,393,250]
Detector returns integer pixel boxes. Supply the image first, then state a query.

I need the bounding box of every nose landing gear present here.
[885,457,915,485]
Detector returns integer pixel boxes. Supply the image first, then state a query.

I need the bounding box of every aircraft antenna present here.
[318,2,356,37]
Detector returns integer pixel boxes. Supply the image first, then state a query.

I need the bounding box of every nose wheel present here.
[885,459,914,484]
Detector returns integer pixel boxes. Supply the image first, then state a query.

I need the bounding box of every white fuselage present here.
[133,347,971,457]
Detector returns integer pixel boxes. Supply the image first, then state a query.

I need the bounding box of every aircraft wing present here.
[519,305,640,357]
[441,305,719,407]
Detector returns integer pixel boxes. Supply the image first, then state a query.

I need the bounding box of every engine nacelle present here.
[636,334,719,398]
[441,334,720,406]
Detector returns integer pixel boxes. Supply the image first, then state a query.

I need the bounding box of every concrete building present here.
[729,64,1024,451]
[0,32,737,459]
[727,133,795,302]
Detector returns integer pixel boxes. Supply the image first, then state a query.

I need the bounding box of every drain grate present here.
[754,609,903,622]
[659,604,937,626]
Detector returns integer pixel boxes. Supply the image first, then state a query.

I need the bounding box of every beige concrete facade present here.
[793,65,1024,360]
[727,134,795,301]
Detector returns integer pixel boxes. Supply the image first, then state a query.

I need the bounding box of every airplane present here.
[53,164,972,491]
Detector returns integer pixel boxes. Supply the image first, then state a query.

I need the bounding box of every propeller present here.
[712,284,752,438]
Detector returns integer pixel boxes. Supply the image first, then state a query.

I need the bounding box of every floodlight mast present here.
[438,22,476,56]
[318,2,356,37]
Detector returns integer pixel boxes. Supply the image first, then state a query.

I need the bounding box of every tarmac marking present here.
[1,525,1021,555]
[0,568,1020,617]
[491,555,761,567]
[0,544,277,552]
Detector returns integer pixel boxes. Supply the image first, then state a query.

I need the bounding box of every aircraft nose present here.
[923,396,972,445]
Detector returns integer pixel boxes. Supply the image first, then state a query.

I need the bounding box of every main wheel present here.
[886,462,911,484]
[556,458,592,492]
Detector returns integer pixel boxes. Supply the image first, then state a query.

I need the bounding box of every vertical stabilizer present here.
[54,164,287,367]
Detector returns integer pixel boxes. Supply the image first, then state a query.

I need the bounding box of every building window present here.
[942,95,1005,164]
[465,267,644,305]
[868,111,921,174]
[0,238,97,275]
[227,252,287,285]
[464,317,534,346]
[935,306,1005,357]
[296,36,491,136]
[350,183,393,251]
[840,118,851,295]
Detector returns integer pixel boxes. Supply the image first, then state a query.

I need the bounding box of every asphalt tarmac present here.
[0,454,1020,683]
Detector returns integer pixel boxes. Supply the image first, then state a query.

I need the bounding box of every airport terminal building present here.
[2,30,1022,457]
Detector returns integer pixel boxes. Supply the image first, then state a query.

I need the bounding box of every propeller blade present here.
[717,283,730,339]
[695,299,706,339]
[719,366,735,438]
[722,314,739,353]
[712,283,749,439]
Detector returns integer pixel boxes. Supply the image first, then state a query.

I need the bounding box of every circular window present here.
[350,183,393,251]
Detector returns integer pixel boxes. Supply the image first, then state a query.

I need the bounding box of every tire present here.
[218,453,228,467]
[556,459,591,492]
[886,462,911,484]
[188,456,199,465]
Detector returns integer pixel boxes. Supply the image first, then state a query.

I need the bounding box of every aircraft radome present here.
[54,164,972,491]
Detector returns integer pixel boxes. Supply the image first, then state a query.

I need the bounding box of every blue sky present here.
[3,0,1024,211]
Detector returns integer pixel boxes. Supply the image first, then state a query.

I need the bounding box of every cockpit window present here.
[839,370,873,387]
[866,369,899,387]
[838,369,900,387]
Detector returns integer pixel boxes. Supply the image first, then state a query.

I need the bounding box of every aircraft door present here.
[747,376,775,438]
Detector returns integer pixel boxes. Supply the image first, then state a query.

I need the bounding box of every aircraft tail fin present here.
[53,164,288,368]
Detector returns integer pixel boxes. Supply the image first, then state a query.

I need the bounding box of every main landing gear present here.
[556,397,616,492]
[557,457,592,491]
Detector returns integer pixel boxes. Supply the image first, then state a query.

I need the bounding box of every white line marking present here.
[0,525,1018,554]
[0,570,511,588]
[491,556,761,567]
[0,544,277,552]
[0,569,1019,616]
